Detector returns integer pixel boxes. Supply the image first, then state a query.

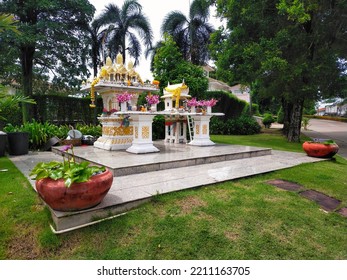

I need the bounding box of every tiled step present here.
[52,142,272,176]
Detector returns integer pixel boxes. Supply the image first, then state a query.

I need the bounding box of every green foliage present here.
[152,115,165,140]
[75,124,102,137]
[201,90,248,119]
[0,0,95,108]
[262,113,275,128]
[95,0,153,66]
[32,95,103,125]
[29,145,105,188]
[30,160,105,188]
[0,13,19,33]
[153,34,208,98]
[3,120,105,150]
[242,103,260,116]
[210,115,261,135]
[4,121,68,150]
[161,0,214,65]
[301,117,310,130]
[277,106,284,124]
[211,0,347,141]
[0,86,36,126]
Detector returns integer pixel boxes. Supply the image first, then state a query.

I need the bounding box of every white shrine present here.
[82,52,223,154]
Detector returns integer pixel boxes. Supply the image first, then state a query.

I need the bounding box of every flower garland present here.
[187,98,218,107]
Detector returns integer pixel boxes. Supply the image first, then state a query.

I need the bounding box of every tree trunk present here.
[20,45,35,123]
[286,98,304,143]
[92,44,99,77]
[281,99,292,136]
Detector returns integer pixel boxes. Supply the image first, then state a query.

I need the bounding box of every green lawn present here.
[0,129,346,260]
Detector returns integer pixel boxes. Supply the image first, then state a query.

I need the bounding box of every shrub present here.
[210,115,261,135]
[152,115,165,140]
[262,113,275,128]
[75,124,102,137]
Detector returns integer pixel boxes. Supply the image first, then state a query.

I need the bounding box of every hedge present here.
[31,95,103,125]
[201,90,248,120]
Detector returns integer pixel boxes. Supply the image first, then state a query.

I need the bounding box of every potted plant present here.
[3,123,30,155]
[302,139,339,158]
[145,93,160,111]
[116,92,133,112]
[187,97,199,113]
[29,144,113,211]
[0,86,36,156]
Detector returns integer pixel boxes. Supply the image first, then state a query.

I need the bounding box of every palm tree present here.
[96,0,153,66]
[161,0,215,65]
[87,19,112,77]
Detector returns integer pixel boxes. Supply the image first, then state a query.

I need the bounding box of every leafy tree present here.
[161,0,215,65]
[0,13,20,84]
[0,0,95,122]
[210,0,347,142]
[95,0,153,66]
[153,34,208,98]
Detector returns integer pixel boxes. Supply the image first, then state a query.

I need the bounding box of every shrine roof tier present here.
[81,82,158,95]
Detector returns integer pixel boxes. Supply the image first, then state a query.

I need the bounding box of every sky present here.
[89,0,222,81]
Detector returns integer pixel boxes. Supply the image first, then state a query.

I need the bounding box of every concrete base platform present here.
[9,142,326,233]
[51,142,272,176]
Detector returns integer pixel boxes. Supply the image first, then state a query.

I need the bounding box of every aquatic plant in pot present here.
[302,139,339,158]
[29,144,113,211]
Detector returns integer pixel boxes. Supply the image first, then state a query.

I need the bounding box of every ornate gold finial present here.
[116,52,123,65]
[105,56,112,66]
[127,60,134,70]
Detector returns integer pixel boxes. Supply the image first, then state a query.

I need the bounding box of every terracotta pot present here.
[302,141,339,158]
[36,169,113,211]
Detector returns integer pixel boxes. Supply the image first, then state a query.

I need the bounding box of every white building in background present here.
[316,98,347,117]
[202,65,250,103]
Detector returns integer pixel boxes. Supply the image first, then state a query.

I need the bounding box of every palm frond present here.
[0,14,20,34]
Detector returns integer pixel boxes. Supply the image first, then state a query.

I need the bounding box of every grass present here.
[0,128,346,260]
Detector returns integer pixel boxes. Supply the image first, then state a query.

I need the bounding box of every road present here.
[302,118,347,159]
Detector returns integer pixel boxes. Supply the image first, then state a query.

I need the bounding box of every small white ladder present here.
[187,115,194,142]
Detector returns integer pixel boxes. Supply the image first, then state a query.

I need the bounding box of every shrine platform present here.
[51,142,272,176]
[10,141,326,233]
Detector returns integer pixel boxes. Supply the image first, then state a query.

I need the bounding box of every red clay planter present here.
[302,141,339,158]
[36,169,113,211]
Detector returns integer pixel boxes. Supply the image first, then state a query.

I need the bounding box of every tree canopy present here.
[161,0,215,65]
[210,0,347,142]
[94,0,153,66]
[0,0,95,122]
[153,34,208,98]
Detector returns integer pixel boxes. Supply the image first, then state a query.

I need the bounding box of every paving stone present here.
[300,190,341,211]
[337,207,347,217]
[266,179,305,192]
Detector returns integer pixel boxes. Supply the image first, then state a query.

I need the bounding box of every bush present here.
[75,124,102,137]
[210,115,261,135]
[199,91,248,120]
[277,107,284,124]
[4,120,65,150]
[152,115,165,140]
[262,113,275,128]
